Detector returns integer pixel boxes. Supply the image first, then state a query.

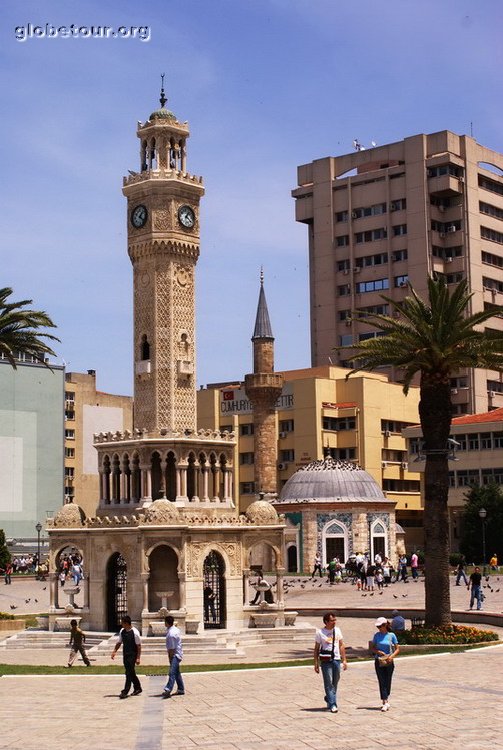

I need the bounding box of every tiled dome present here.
[277,458,386,504]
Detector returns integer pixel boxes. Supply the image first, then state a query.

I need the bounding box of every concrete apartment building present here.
[404,407,503,552]
[64,370,133,517]
[292,130,503,416]
[197,365,423,546]
[0,354,64,540]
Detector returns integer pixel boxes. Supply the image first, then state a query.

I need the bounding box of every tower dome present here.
[53,503,86,528]
[245,499,279,524]
[277,457,386,504]
[143,498,180,524]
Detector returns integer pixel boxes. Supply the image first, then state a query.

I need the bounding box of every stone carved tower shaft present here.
[244,274,283,495]
[122,89,204,433]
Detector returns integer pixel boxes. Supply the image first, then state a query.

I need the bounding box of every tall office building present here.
[292,130,503,416]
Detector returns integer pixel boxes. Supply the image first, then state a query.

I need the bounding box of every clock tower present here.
[123,82,204,433]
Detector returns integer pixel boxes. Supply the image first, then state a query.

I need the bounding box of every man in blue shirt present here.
[162,615,185,698]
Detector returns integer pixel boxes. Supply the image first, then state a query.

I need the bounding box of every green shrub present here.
[0,612,16,621]
[397,624,498,645]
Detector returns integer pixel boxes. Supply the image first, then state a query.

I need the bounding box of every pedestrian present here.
[204,584,216,623]
[312,554,323,578]
[3,562,12,585]
[390,609,405,633]
[410,551,419,580]
[67,619,91,667]
[110,615,142,698]
[327,557,338,585]
[313,611,348,713]
[366,562,376,592]
[455,557,468,586]
[371,617,400,712]
[59,570,66,587]
[399,554,408,582]
[382,558,391,586]
[162,615,185,698]
[489,554,498,571]
[250,572,270,605]
[467,566,483,611]
[375,568,384,591]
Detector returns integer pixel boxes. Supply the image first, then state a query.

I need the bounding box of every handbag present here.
[377,633,393,666]
[319,629,335,662]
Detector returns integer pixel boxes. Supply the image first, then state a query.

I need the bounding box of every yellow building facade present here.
[198,364,423,542]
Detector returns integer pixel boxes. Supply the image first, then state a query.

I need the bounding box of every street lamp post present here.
[478,508,487,575]
[35,522,42,580]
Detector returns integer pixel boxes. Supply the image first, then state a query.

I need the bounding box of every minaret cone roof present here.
[252,271,274,340]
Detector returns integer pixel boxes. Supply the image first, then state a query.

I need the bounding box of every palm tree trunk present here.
[420,381,452,626]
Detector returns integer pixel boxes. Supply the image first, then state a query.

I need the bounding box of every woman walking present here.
[371,617,400,712]
[314,611,348,713]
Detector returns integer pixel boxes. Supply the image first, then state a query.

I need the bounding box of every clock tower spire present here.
[123,88,204,433]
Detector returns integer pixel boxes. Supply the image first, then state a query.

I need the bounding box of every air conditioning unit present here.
[390,202,397,211]
[458,175,465,182]
[343,268,349,275]
[384,430,391,438]
[351,211,358,219]
[393,311,400,319]
[439,232,446,238]
[446,256,453,263]
[447,225,457,233]
[401,462,408,470]
[278,462,288,470]
[279,431,287,439]
[353,266,361,273]
[451,388,458,395]
[381,461,387,468]
[438,205,445,212]
[345,319,352,326]
[488,391,496,398]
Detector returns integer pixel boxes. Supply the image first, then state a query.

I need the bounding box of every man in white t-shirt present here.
[314,611,348,713]
[162,615,185,698]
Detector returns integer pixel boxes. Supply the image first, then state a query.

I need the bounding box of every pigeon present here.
[34,599,38,603]
[369,592,374,596]
[318,583,323,587]
[25,599,30,603]
[362,594,367,597]
[10,605,17,610]
[393,595,398,599]
[301,585,305,589]
[379,591,383,595]
[402,594,408,598]
[496,589,500,593]
[42,587,47,590]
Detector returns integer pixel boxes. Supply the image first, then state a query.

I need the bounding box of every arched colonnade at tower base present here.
[46,500,286,634]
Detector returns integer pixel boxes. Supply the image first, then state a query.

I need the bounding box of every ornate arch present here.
[186,541,240,578]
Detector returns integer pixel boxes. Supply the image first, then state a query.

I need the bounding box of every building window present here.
[428,164,464,178]
[239,452,254,465]
[357,303,389,318]
[337,259,350,271]
[481,226,503,244]
[487,380,503,394]
[280,449,295,462]
[382,419,416,433]
[338,284,351,296]
[480,201,503,221]
[479,174,503,196]
[239,423,254,436]
[65,429,75,440]
[65,467,74,478]
[393,224,407,236]
[392,249,408,262]
[280,419,294,432]
[494,432,503,448]
[339,309,351,321]
[382,449,408,462]
[352,202,387,219]
[64,391,75,402]
[336,211,348,222]
[355,278,389,294]
[65,447,75,458]
[355,252,388,268]
[339,334,353,346]
[482,251,503,268]
[355,228,387,244]
[468,434,480,450]
[390,198,406,211]
[394,275,409,287]
[323,416,356,431]
[65,410,75,421]
[382,479,420,492]
[336,235,349,247]
[359,331,387,342]
[240,482,255,495]
[480,432,492,450]
[327,447,356,460]
[483,276,503,293]
[220,424,232,433]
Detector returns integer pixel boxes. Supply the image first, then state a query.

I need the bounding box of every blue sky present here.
[1,0,502,396]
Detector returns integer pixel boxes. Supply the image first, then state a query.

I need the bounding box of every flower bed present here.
[397,624,499,645]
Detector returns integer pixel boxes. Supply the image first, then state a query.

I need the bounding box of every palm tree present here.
[0,287,59,368]
[337,277,503,626]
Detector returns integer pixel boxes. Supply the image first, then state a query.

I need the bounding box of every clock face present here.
[131,205,148,229]
[178,205,195,229]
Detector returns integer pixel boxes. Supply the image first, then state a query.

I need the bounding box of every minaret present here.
[244,272,284,495]
[122,78,204,433]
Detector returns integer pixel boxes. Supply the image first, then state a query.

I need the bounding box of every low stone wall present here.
[0,619,26,631]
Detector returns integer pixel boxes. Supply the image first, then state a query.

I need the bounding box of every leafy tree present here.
[459,484,503,565]
[0,287,59,368]
[337,277,503,625]
[0,529,11,569]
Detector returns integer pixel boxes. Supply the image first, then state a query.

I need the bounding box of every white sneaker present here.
[381,703,389,712]
[330,706,338,713]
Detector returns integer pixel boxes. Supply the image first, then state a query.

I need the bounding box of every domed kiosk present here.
[273,458,397,574]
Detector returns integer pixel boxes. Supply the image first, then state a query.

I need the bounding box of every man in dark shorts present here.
[467,566,483,611]
[111,615,142,698]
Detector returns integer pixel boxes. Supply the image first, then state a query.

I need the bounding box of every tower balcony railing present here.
[123,168,203,187]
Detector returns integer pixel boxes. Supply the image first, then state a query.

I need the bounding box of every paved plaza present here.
[2,575,503,748]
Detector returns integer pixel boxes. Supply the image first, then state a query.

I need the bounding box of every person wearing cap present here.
[371,617,400,712]
[313,611,348,713]
[390,610,405,633]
